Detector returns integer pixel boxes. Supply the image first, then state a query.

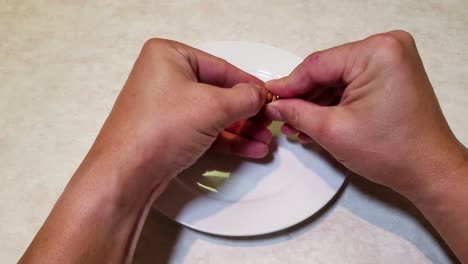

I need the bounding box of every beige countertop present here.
[1,1,467,263]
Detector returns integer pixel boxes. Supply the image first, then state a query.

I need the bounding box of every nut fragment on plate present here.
[265,89,279,104]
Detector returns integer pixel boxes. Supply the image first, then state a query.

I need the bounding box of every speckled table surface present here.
[1,1,467,263]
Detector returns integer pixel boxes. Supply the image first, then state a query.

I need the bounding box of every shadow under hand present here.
[133,138,280,263]
[133,210,184,264]
[193,179,348,245]
[292,138,348,190]
[171,134,349,244]
[134,127,351,262]
[179,138,278,203]
[342,173,460,264]
[283,136,458,263]
[154,137,280,225]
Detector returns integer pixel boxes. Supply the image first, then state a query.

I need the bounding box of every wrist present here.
[36,146,172,264]
[401,145,468,263]
[402,143,468,207]
[76,140,174,212]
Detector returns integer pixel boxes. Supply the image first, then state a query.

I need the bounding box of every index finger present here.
[176,42,264,88]
[266,41,359,98]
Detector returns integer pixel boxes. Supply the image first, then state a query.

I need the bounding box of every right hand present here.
[265,30,467,200]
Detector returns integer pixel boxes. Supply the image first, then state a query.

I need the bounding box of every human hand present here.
[264,30,467,199]
[89,39,271,196]
[19,39,273,264]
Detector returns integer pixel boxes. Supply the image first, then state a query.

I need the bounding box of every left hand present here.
[89,38,271,196]
[20,39,272,264]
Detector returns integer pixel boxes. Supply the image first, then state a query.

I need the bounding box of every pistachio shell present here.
[265,89,279,104]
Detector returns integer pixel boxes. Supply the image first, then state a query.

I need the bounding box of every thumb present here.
[213,82,266,128]
[264,99,332,142]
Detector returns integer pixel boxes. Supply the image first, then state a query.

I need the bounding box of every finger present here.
[266,41,359,98]
[297,132,313,143]
[181,43,264,87]
[211,130,269,158]
[226,119,273,144]
[264,98,333,142]
[249,111,273,127]
[281,123,313,143]
[208,83,267,128]
[312,88,338,106]
[299,86,329,102]
[330,96,342,106]
[281,123,299,136]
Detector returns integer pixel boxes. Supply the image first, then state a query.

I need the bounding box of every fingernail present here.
[265,104,282,121]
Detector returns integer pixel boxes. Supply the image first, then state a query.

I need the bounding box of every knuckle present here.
[390,30,416,45]
[240,84,263,114]
[141,38,173,55]
[368,32,409,65]
[285,104,302,128]
[248,85,263,109]
[205,92,230,129]
[303,51,323,66]
[142,38,165,49]
[370,33,404,51]
[316,119,331,143]
[317,123,336,144]
[217,57,230,67]
[315,111,341,144]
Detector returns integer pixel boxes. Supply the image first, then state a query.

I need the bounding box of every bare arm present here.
[19,39,270,263]
[19,146,169,263]
[412,158,468,261]
[264,30,468,262]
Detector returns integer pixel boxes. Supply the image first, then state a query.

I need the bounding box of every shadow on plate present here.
[133,136,280,263]
[135,148,460,264]
[134,125,460,263]
[153,135,281,226]
[133,174,348,264]
[133,136,351,263]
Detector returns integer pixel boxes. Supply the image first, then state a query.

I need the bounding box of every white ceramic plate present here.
[154,41,347,236]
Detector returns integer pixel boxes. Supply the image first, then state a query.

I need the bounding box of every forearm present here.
[408,147,468,262]
[19,146,171,263]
